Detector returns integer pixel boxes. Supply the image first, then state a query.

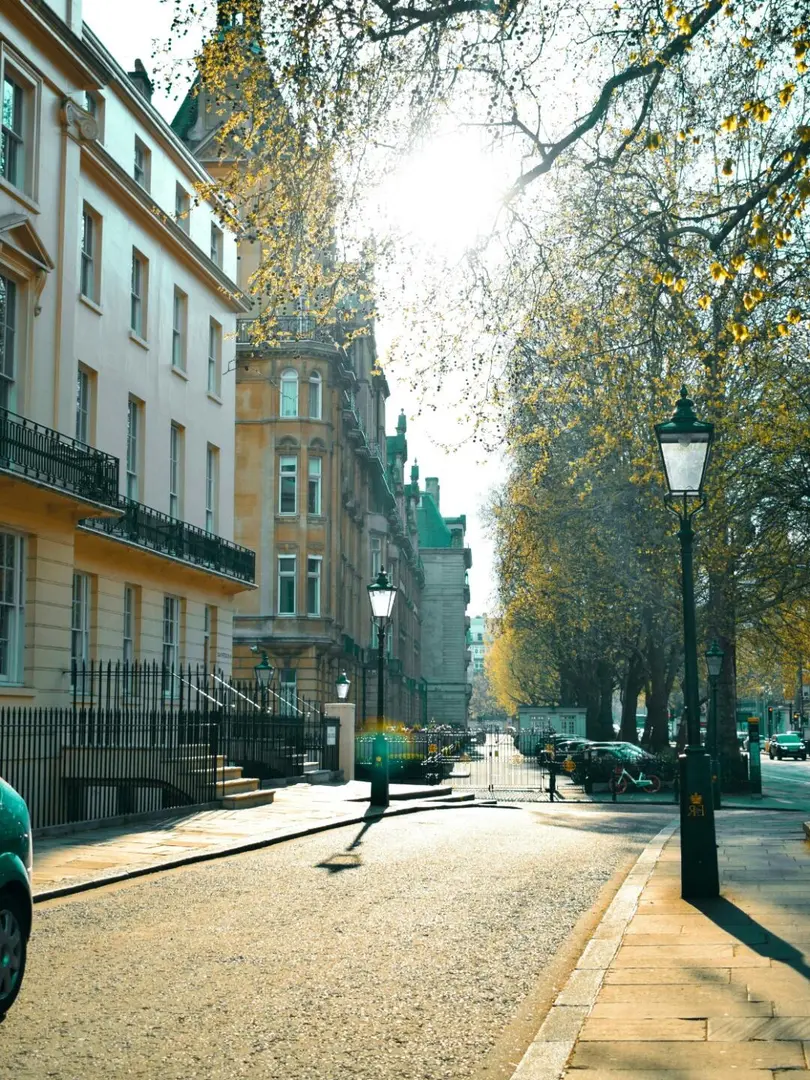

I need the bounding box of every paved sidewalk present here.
[513,810,810,1079]
[31,781,467,899]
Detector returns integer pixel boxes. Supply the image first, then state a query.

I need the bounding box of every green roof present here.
[171,80,199,141]
[417,491,453,548]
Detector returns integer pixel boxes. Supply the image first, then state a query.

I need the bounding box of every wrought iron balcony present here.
[80,497,256,584]
[236,315,349,348]
[0,406,119,507]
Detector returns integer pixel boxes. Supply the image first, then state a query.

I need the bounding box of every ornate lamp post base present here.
[679,747,719,899]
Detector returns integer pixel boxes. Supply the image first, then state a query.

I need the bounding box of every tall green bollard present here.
[370,732,389,808]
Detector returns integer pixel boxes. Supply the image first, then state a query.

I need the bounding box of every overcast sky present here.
[82,0,501,617]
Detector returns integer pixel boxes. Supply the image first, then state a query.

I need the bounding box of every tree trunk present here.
[597,660,615,740]
[619,651,645,743]
[707,569,739,759]
[644,638,673,751]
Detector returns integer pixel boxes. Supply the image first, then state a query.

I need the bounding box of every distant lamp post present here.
[705,640,724,810]
[253,648,273,712]
[336,670,351,702]
[367,568,398,807]
[655,386,719,899]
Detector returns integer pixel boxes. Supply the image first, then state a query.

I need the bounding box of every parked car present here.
[768,733,807,761]
[0,775,33,1017]
[584,742,659,784]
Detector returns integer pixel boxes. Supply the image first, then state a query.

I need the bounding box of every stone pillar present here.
[325,701,356,782]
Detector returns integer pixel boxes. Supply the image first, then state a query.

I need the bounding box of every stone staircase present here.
[213,756,276,810]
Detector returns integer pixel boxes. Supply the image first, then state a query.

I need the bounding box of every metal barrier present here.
[0,706,219,830]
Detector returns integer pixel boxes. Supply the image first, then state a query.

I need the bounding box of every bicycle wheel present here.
[645,774,661,794]
[610,775,628,794]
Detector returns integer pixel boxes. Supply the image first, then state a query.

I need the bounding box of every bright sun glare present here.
[375,133,509,260]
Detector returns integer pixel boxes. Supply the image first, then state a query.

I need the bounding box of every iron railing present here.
[71,661,340,784]
[0,706,219,830]
[72,660,314,718]
[78,497,256,583]
[236,315,352,347]
[0,406,119,507]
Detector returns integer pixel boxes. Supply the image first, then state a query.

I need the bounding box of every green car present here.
[0,776,32,1017]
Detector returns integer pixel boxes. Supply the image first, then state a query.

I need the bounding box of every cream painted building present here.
[0,0,255,705]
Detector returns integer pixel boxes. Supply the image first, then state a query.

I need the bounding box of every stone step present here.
[217,776,259,796]
[219,788,276,810]
[216,765,244,782]
[302,769,332,784]
[302,760,322,773]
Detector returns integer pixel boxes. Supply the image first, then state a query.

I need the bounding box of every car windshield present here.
[779,734,802,744]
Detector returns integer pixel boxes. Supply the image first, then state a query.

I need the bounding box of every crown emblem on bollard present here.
[688,792,706,817]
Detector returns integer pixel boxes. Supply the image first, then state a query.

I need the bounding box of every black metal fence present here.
[0,707,219,830]
[79,497,255,583]
[0,664,341,830]
[71,660,319,716]
[71,660,339,785]
[0,406,119,506]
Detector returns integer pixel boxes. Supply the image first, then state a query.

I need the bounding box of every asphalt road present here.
[1,804,673,1080]
[760,755,810,795]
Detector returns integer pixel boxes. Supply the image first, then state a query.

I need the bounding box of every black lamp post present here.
[705,640,724,810]
[336,670,351,702]
[367,568,398,807]
[253,648,273,713]
[655,386,719,899]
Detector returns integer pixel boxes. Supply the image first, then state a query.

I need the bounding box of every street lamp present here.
[252,648,273,712]
[655,386,719,899]
[336,670,351,702]
[367,568,398,807]
[705,640,724,810]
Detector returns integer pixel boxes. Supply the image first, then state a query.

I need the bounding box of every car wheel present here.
[769,750,775,759]
[802,754,807,761]
[777,752,783,760]
[0,891,27,1017]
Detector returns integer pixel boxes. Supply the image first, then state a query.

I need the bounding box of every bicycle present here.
[609,766,661,794]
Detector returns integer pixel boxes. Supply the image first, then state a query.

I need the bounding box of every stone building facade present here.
[172,4,428,722]
[0,0,255,706]
[417,478,473,727]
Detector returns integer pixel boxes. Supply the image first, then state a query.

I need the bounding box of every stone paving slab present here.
[508,809,810,1080]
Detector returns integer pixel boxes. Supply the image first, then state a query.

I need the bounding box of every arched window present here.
[280,368,298,418]
[308,370,322,419]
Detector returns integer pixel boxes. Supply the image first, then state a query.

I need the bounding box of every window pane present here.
[279,458,297,514]
[279,557,296,615]
[307,457,321,515]
[307,557,320,615]
[309,375,322,419]
[0,533,23,682]
[0,275,17,411]
[1,78,24,188]
[280,372,298,417]
[76,369,89,443]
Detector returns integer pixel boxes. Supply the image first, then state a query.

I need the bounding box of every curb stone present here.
[507,819,680,1080]
[33,795,481,903]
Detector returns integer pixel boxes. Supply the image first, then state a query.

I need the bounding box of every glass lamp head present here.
[367,567,397,623]
[705,639,724,679]
[254,650,273,687]
[336,670,351,701]
[654,386,714,497]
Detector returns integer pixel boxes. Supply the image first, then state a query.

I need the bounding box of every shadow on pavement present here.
[314,807,385,874]
[693,895,810,983]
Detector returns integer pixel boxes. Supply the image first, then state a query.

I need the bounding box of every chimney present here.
[128,59,153,103]
[425,477,440,509]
